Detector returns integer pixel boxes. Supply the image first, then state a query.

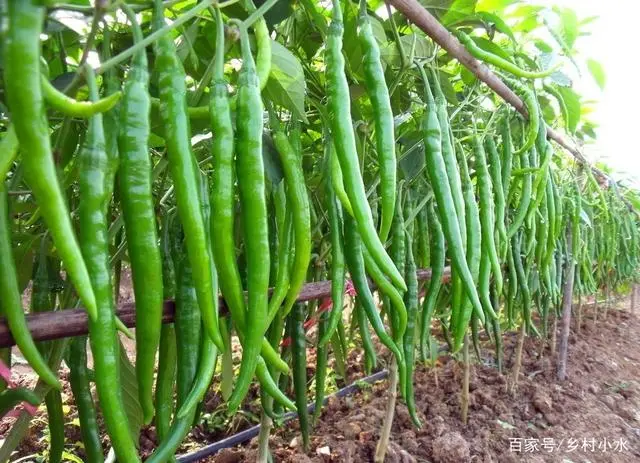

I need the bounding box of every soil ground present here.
[2,280,640,462]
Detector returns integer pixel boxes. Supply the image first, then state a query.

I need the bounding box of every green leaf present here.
[474,12,516,43]
[553,6,579,49]
[586,59,606,90]
[264,40,308,123]
[476,0,517,12]
[262,134,284,188]
[556,86,580,134]
[442,0,477,25]
[117,340,143,446]
[549,71,572,87]
[399,132,425,180]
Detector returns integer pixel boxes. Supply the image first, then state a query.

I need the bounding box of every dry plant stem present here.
[374,358,398,463]
[461,332,470,425]
[557,225,575,382]
[603,286,610,319]
[509,322,526,396]
[593,296,599,326]
[632,285,638,313]
[256,412,272,463]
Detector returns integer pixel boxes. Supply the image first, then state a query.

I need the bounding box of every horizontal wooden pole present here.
[0,266,452,348]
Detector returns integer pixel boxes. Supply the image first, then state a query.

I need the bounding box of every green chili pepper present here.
[505,78,540,156]
[0,187,60,389]
[208,11,286,376]
[343,213,407,399]
[326,0,405,291]
[507,147,534,238]
[484,136,507,258]
[355,297,377,374]
[79,66,140,463]
[225,20,270,412]
[270,116,312,318]
[358,0,396,242]
[474,136,503,297]
[291,302,310,452]
[153,1,223,352]
[118,5,163,424]
[313,304,329,424]
[318,159,346,347]
[3,0,97,321]
[418,65,485,332]
[419,201,445,362]
[44,384,64,463]
[454,30,562,79]
[402,208,421,427]
[40,75,121,118]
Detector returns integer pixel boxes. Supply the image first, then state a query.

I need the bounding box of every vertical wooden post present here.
[557,224,575,382]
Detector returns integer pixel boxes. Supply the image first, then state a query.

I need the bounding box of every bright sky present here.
[535,0,640,188]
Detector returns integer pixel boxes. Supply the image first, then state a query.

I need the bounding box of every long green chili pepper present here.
[3,0,97,320]
[512,233,538,335]
[507,147,534,238]
[30,249,65,463]
[291,302,310,452]
[484,136,507,257]
[343,213,407,399]
[453,146,489,349]
[151,338,217,462]
[153,1,223,351]
[355,298,377,374]
[318,154,346,347]
[155,324,177,444]
[429,68,466,239]
[362,249,408,341]
[358,0,396,242]
[172,232,202,410]
[505,78,540,156]
[403,217,421,427]
[271,117,312,317]
[474,136,503,296]
[208,11,286,374]
[313,305,329,424]
[40,75,121,118]
[500,117,513,199]
[329,143,354,216]
[390,190,406,342]
[225,20,271,412]
[0,191,60,389]
[326,0,405,291]
[418,65,485,329]
[176,338,218,419]
[454,30,562,79]
[79,66,140,463]
[267,186,293,322]
[419,201,445,362]
[118,5,163,424]
[44,383,64,463]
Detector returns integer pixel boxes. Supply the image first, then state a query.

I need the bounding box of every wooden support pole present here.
[0,266,452,348]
